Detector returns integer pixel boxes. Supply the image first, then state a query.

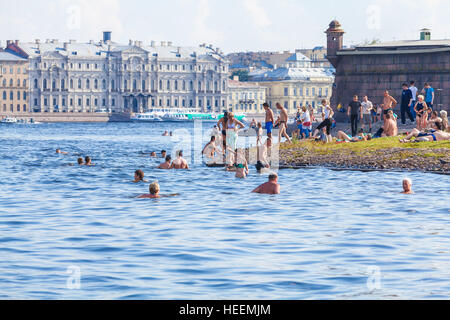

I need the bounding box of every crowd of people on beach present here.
[54,81,448,198]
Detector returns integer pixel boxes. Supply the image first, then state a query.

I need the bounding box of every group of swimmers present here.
[56,149,95,166]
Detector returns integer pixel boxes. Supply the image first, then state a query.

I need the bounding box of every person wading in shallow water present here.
[172,150,189,170]
[138,182,161,199]
[276,102,292,144]
[401,178,414,194]
[158,155,172,169]
[216,111,229,161]
[252,173,280,195]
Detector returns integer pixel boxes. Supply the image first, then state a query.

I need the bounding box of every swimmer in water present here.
[85,156,95,166]
[138,182,161,199]
[161,150,167,159]
[158,155,173,169]
[77,158,84,165]
[162,131,169,136]
[56,149,68,155]
[133,169,148,183]
[150,152,157,157]
[172,150,189,169]
[402,178,414,194]
[252,173,280,195]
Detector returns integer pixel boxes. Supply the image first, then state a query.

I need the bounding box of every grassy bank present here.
[278,137,450,173]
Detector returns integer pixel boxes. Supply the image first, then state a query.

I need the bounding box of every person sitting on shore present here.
[336,130,372,142]
[427,111,443,131]
[85,156,95,166]
[440,110,449,132]
[375,112,398,137]
[399,126,450,142]
[138,182,161,199]
[402,178,414,194]
[172,150,189,169]
[133,169,148,183]
[158,155,173,169]
[77,157,84,165]
[202,136,217,161]
[56,149,68,155]
[252,173,280,195]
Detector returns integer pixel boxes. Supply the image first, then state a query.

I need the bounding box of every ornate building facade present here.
[4,33,229,113]
[0,50,29,115]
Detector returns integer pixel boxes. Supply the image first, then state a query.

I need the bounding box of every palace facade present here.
[0,51,29,115]
[4,32,229,113]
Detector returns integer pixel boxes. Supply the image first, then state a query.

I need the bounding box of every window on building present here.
[2,91,5,100]
[167,80,170,90]
[133,79,137,90]
[78,79,82,89]
[86,79,90,89]
[112,99,115,107]
[102,79,106,90]
[78,99,82,106]
[10,91,13,100]
[94,79,98,90]
[174,80,178,91]
[284,88,288,96]
[312,88,316,96]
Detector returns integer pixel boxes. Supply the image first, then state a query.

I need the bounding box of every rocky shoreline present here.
[277,144,449,174]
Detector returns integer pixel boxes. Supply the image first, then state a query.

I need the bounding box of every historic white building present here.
[6,32,229,113]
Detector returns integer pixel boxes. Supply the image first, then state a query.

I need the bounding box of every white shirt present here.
[324,105,332,119]
[300,112,311,129]
[361,101,373,115]
[409,86,418,101]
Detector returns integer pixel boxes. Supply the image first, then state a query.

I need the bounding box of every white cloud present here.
[191,0,223,44]
[242,0,271,29]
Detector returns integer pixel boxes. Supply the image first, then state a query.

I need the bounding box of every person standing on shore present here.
[381,90,397,122]
[414,95,429,130]
[409,81,418,120]
[348,95,361,137]
[263,103,274,148]
[313,100,333,142]
[421,83,435,111]
[400,83,414,125]
[276,103,292,144]
[361,96,374,132]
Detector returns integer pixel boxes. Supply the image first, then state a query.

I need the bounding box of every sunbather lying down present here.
[336,131,372,142]
[399,128,450,143]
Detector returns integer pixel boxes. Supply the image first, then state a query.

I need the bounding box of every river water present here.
[0,122,449,299]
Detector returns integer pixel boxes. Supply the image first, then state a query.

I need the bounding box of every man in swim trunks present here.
[158,155,172,169]
[252,173,280,195]
[381,90,397,122]
[276,103,292,144]
[172,150,189,169]
[263,103,274,147]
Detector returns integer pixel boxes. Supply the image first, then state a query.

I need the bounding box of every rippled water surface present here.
[0,122,449,299]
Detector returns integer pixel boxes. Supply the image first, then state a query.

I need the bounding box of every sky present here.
[0,0,449,53]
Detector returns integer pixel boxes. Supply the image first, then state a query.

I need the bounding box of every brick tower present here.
[325,20,345,68]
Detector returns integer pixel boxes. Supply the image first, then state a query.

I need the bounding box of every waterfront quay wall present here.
[330,50,450,121]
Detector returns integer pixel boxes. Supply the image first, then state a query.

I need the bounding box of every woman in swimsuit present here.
[427,111,443,131]
[399,127,450,143]
[226,148,249,178]
[414,95,429,130]
[225,112,245,152]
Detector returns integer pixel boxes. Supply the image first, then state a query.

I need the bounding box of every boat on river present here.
[0,117,18,124]
[131,108,246,123]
